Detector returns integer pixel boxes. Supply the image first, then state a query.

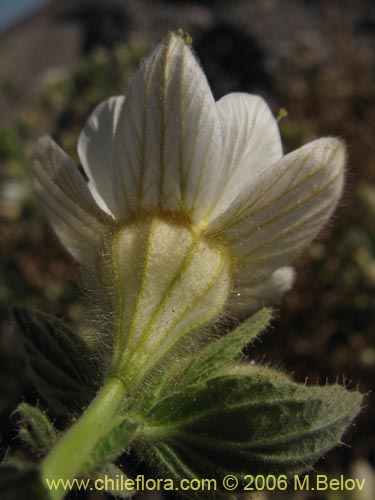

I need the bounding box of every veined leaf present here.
[12,306,100,414]
[138,368,362,489]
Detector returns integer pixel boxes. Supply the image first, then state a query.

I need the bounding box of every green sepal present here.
[83,417,139,474]
[138,357,191,415]
[12,306,100,414]
[177,308,272,388]
[96,463,136,499]
[137,308,271,416]
[139,368,362,489]
[16,402,57,455]
[138,369,169,414]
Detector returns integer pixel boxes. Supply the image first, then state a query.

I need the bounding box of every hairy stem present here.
[41,377,126,500]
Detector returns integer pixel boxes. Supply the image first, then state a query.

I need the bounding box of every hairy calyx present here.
[104,217,231,389]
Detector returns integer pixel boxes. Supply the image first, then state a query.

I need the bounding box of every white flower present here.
[31,33,345,383]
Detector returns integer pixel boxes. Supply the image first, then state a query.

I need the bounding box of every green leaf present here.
[138,368,362,488]
[16,402,57,455]
[176,308,272,388]
[84,417,139,473]
[12,306,100,414]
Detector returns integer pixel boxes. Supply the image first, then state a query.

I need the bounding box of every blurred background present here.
[0,0,374,499]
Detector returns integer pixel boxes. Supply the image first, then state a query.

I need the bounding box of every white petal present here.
[112,32,222,223]
[78,96,125,216]
[228,267,295,315]
[209,138,345,284]
[207,93,282,223]
[31,136,111,264]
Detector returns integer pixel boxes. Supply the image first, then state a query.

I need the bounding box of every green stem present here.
[41,377,126,500]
